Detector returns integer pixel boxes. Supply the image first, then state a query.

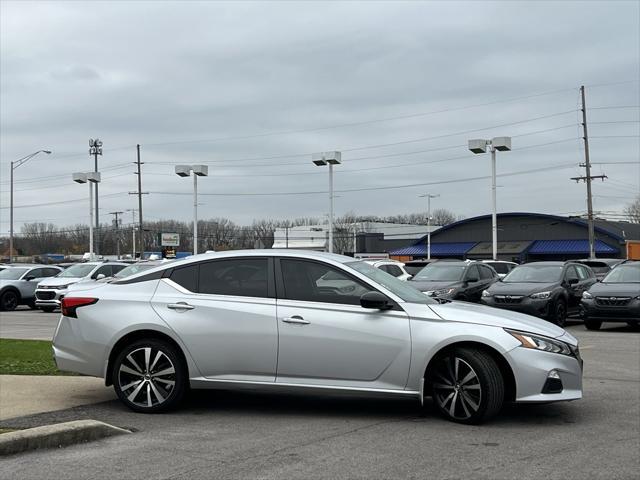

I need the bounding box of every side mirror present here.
[360,291,392,310]
[568,278,579,285]
[96,274,106,280]
[24,276,35,281]
[466,277,479,283]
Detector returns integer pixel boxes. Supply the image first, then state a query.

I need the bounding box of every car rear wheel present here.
[552,299,567,327]
[584,319,602,330]
[429,347,504,424]
[112,339,186,413]
[0,290,19,311]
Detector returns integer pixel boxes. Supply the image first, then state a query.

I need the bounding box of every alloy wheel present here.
[117,347,176,408]
[555,301,567,327]
[1,292,18,311]
[432,356,482,421]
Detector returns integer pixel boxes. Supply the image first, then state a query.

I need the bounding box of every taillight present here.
[61,297,98,318]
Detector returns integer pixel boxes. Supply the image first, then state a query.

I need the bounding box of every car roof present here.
[521,261,566,266]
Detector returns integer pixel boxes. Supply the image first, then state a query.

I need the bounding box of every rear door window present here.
[170,265,198,292]
[198,258,269,298]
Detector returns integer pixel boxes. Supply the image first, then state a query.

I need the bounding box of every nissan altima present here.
[52,250,583,424]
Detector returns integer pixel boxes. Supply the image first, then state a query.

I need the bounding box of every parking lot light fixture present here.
[468,137,511,261]
[73,171,101,260]
[175,165,208,255]
[9,150,52,263]
[312,151,341,253]
[419,193,440,260]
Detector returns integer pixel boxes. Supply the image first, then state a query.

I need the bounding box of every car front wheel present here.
[584,319,602,330]
[551,299,567,327]
[0,290,19,311]
[428,347,504,424]
[112,339,187,413]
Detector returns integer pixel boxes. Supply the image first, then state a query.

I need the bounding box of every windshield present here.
[58,264,96,278]
[503,265,563,283]
[0,268,29,280]
[114,263,157,279]
[347,261,434,304]
[602,265,640,284]
[404,265,427,275]
[578,261,612,274]
[413,265,466,282]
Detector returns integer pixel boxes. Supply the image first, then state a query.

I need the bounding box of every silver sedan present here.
[53,250,583,424]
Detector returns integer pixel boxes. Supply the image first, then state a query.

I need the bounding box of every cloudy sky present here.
[1,0,638,233]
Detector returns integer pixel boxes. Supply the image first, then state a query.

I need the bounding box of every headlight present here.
[529,291,551,299]
[482,290,492,297]
[582,291,593,299]
[426,287,456,297]
[505,329,572,356]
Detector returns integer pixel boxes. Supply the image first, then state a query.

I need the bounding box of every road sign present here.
[160,233,180,247]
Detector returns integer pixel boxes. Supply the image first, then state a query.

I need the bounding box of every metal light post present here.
[72,172,101,260]
[89,139,103,254]
[468,137,511,261]
[9,150,52,263]
[312,151,341,253]
[175,165,208,255]
[126,209,138,259]
[419,193,439,259]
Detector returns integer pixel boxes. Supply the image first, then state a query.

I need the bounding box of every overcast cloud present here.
[1,0,638,232]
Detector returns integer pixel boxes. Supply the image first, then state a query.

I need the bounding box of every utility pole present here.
[571,85,607,259]
[129,145,147,258]
[89,139,103,255]
[419,193,439,260]
[126,209,138,259]
[109,211,124,259]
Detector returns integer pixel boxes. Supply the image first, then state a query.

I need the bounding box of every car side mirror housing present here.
[466,277,479,283]
[96,274,106,280]
[360,291,392,310]
[24,276,35,281]
[568,278,579,285]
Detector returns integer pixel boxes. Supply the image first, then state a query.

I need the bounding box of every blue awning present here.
[389,242,477,256]
[528,239,619,255]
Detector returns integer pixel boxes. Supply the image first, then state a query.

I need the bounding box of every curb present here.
[0,420,131,456]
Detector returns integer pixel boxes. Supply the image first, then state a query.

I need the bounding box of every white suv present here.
[35,262,128,312]
[364,259,412,281]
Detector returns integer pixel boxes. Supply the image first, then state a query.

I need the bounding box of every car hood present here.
[37,277,82,287]
[407,280,460,292]
[487,281,558,295]
[428,301,565,338]
[588,282,640,297]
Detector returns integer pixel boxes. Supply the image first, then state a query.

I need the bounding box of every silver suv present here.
[0,265,63,311]
[35,261,128,312]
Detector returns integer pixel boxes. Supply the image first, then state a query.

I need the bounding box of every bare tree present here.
[625,196,640,223]
[253,219,277,248]
[333,212,359,254]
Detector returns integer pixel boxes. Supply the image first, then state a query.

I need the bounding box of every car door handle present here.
[167,302,195,311]
[282,316,310,325]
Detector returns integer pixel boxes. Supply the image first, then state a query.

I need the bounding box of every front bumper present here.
[481,296,551,319]
[35,287,68,308]
[580,298,640,322]
[506,344,583,403]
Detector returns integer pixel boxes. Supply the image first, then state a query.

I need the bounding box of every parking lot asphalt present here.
[0,307,59,341]
[0,324,638,480]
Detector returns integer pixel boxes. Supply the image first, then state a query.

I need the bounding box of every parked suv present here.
[408,260,498,301]
[481,261,597,326]
[364,259,412,280]
[35,261,128,312]
[573,258,625,281]
[0,265,63,311]
[580,261,640,330]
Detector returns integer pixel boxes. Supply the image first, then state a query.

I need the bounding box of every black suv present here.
[481,261,597,326]
[407,260,498,302]
[580,261,640,330]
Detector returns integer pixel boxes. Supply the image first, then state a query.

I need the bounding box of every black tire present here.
[584,318,602,330]
[627,322,640,331]
[0,290,19,311]
[428,347,505,425]
[551,298,567,327]
[112,338,187,413]
[40,306,56,313]
[27,300,37,310]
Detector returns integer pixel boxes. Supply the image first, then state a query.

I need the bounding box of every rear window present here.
[170,265,198,292]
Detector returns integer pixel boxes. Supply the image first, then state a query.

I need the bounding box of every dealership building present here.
[384,212,639,262]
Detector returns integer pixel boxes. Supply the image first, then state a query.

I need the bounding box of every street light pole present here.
[9,150,52,263]
[89,139,103,255]
[419,193,439,259]
[175,165,208,255]
[312,151,341,254]
[468,137,511,261]
[73,172,101,260]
